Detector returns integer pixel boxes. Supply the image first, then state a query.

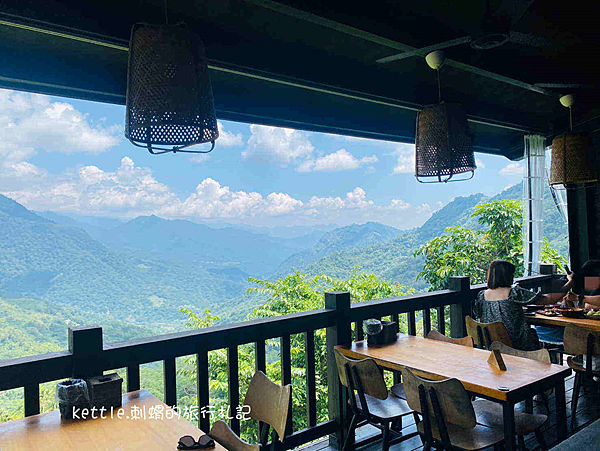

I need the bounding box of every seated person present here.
[534,271,574,346]
[563,260,600,371]
[473,259,554,351]
[539,260,600,347]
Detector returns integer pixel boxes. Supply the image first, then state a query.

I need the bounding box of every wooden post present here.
[539,263,556,294]
[567,185,589,276]
[68,325,103,379]
[448,277,471,339]
[326,291,352,449]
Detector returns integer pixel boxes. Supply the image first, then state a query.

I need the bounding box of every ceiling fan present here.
[376,0,561,63]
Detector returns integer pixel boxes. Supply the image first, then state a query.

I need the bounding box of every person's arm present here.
[583,295,600,309]
[539,273,575,305]
[539,292,561,305]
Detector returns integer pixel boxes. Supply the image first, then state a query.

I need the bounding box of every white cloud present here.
[242,125,314,166]
[0,90,121,187]
[391,143,416,175]
[0,90,121,156]
[216,121,244,147]
[0,92,432,229]
[499,162,525,176]
[475,158,485,169]
[297,149,378,172]
[188,154,211,164]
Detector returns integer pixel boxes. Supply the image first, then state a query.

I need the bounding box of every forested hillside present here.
[302,182,568,288]
[0,195,251,331]
[275,222,400,277]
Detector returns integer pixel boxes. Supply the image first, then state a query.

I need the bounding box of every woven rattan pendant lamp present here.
[415,51,476,183]
[549,94,597,186]
[125,2,218,155]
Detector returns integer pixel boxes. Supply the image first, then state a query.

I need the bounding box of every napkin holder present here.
[367,321,398,345]
[86,372,123,409]
[488,349,507,371]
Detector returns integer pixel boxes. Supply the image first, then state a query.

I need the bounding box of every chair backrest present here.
[402,366,476,429]
[563,324,600,356]
[490,341,551,364]
[465,315,512,349]
[334,349,388,400]
[209,420,261,451]
[426,329,474,347]
[243,371,291,441]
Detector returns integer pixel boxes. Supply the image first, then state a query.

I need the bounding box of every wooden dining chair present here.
[474,341,549,450]
[210,371,291,451]
[209,420,261,451]
[563,324,600,427]
[334,349,415,451]
[490,341,552,411]
[426,329,474,347]
[401,366,504,451]
[466,316,512,349]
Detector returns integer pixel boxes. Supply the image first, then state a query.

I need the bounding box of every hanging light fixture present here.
[415,51,476,183]
[549,94,596,186]
[125,2,218,155]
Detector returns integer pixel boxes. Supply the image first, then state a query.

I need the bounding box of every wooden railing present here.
[0,274,553,449]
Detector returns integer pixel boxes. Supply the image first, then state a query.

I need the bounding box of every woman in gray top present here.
[473,260,553,351]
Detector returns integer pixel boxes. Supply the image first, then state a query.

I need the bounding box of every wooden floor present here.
[301,370,600,451]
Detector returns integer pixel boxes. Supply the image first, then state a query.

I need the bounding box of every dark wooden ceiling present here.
[0,0,598,159]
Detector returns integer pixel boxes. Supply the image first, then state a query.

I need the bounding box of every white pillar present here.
[523,135,545,276]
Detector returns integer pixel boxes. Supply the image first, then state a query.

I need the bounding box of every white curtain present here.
[523,135,546,275]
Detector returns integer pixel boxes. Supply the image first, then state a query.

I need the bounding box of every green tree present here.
[178,270,413,442]
[415,200,567,290]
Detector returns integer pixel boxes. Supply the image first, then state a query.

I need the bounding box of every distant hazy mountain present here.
[275,222,401,277]
[84,215,323,276]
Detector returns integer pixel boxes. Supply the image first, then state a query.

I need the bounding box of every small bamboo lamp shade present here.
[125,23,219,154]
[549,132,597,185]
[415,102,476,182]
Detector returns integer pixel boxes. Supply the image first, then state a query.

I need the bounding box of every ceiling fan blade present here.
[508,31,556,48]
[533,83,596,89]
[493,0,535,28]
[376,36,472,64]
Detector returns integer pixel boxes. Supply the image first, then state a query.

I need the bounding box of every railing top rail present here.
[0,274,553,392]
[350,289,461,320]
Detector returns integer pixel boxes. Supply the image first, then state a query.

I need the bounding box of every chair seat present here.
[416,419,504,451]
[390,382,405,399]
[355,391,413,419]
[473,400,547,436]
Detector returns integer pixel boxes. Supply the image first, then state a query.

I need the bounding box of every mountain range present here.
[0,181,568,351]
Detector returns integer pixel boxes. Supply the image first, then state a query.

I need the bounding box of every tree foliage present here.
[415,200,567,290]
[178,270,413,442]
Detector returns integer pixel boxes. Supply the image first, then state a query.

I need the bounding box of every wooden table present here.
[527,312,600,331]
[0,390,223,451]
[336,334,572,451]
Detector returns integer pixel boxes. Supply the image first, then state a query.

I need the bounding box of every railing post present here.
[326,291,352,449]
[68,325,103,379]
[448,277,471,339]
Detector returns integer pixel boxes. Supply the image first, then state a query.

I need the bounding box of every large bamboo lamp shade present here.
[415,51,476,183]
[549,95,597,186]
[125,23,219,154]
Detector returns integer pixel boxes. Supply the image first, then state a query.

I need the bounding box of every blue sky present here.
[0,88,527,229]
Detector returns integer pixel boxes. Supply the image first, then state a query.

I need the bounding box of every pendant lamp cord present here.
[569,106,573,131]
[164,0,169,24]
